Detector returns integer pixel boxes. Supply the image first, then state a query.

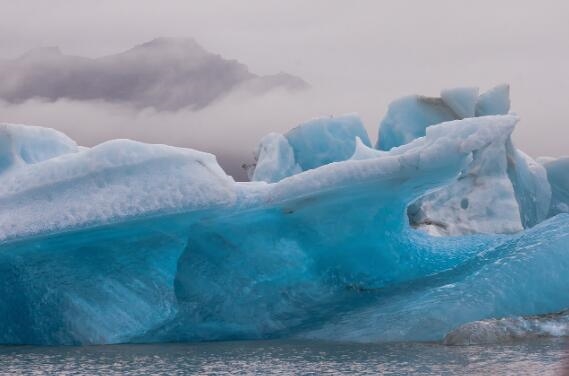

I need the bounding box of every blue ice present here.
[0,84,567,346]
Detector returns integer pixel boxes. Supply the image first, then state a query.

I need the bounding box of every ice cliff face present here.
[0,84,567,345]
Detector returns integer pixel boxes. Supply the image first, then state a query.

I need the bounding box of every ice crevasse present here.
[0,84,568,346]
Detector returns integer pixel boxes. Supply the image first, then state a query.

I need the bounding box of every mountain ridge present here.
[0,37,309,111]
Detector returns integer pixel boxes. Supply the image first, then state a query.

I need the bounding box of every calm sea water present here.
[1,339,568,375]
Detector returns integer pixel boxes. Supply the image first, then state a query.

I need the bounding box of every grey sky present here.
[0,0,568,179]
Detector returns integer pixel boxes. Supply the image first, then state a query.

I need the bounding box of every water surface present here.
[1,339,569,375]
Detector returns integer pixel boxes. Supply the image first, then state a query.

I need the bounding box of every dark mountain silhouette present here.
[0,37,309,111]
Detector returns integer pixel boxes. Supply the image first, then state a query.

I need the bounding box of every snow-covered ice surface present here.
[0,139,236,242]
[0,84,568,346]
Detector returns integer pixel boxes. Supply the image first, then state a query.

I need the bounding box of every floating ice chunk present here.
[377,84,510,151]
[0,85,564,346]
[163,115,519,342]
[0,123,78,174]
[376,95,457,150]
[251,133,301,183]
[475,84,510,116]
[251,114,371,182]
[443,309,569,345]
[285,114,371,170]
[0,114,514,344]
[539,156,569,216]
[440,87,479,119]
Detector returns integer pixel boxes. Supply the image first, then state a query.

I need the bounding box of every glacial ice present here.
[376,95,457,151]
[251,114,371,182]
[0,123,78,174]
[475,84,511,116]
[251,133,301,183]
[0,84,568,346]
[300,214,569,343]
[407,115,523,236]
[371,85,547,235]
[0,139,235,242]
[440,87,478,119]
[443,309,569,345]
[285,114,371,170]
[507,146,552,227]
[406,119,552,236]
[539,157,569,216]
[377,84,510,151]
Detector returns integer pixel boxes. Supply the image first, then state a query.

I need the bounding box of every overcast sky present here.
[1,0,568,179]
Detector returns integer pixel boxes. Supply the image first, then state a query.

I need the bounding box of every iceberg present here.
[406,123,552,236]
[0,123,78,174]
[251,133,301,183]
[284,114,371,170]
[443,309,569,345]
[0,84,567,346]
[440,87,479,119]
[406,115,523,236]
[376,95,457,151]
[251,114,371,182]
[300,214,569,343]
[377,84,510,151]
[506,146,552,228]
[539,157,569,216]
[475,84,511,116]
[373,85,548,235]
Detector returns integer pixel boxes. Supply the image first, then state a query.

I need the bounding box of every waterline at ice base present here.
[1,84,568,346]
